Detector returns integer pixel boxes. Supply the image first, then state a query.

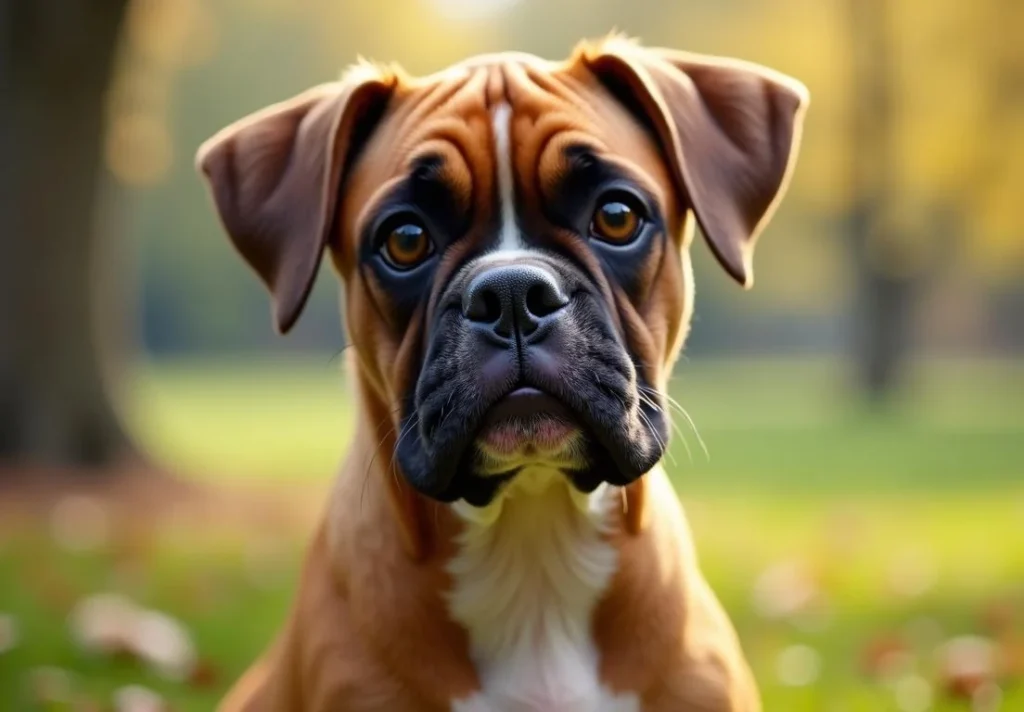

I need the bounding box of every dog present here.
[197,35,807,712]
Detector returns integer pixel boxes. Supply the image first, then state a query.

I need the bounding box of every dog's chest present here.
[447,471,640,712]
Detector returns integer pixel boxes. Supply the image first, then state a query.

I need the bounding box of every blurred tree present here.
[847,0,921,403]
[0,0,134,468]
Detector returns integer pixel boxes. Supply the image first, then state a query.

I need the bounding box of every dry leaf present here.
[29,666,74,704]
[69,592,197,680]
[0,612,19,654]
[752,560,820,621]
[861,633,913,681]
[113,684,167,712]
[133,608,197,680]
[69,592,139,656]
[937,635,996,699]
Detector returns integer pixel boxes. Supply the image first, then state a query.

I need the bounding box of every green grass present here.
[127,357,1024,491]
[1,358,1022,710]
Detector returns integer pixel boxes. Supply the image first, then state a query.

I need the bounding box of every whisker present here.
[361,423,397,511]
[634,387,692,458]
[639,384,704,463]
[636,389,690,461]
[390,412,421,487]
[360,402,406,511]
[326,342,354,367]
[637,407,674,467]
[675,403,710,462]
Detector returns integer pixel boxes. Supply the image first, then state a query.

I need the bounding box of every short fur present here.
[197,35,808,711]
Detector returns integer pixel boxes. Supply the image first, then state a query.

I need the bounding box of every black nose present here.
[462,264,568,339]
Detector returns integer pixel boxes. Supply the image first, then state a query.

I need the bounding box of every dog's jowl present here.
[197,35,808,712]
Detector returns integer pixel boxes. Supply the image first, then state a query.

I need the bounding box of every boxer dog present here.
[197,35,807,712]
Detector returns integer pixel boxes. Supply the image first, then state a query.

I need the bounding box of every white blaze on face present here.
[446,101,640,712]
[491,103,525,251]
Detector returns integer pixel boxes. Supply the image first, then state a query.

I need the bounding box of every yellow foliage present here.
[113,0,1022,284]
[314,0,501,76]
[106,113,174,187]
[714,0,1023,279]
[127,0,218,70]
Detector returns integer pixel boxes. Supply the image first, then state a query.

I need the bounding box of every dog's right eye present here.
[379,216,433,270]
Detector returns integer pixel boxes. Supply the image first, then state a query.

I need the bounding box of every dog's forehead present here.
[351,55,661,187]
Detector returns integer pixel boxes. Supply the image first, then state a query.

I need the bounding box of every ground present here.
[0,359,1021,711]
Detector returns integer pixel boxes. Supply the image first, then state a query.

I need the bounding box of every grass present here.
[1,357,1022,710]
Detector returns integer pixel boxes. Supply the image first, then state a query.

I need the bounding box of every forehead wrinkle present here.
[551,145,667,213]
[530,124,605,200]
[502,61,581,119]
[407,142,473,216]
[379,70,489,169]
[525,65,604,118]
[398,67,482,125]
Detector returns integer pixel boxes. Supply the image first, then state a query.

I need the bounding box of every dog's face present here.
[339,54,692,505]
[197,38,807,508]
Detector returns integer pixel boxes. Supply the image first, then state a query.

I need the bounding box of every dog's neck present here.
[446,467,637,711]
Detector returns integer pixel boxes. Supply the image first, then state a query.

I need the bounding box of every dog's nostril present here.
[463,264,567,337]
[479,290,502,322]
[525,283,564,318]
[465,287,503,323]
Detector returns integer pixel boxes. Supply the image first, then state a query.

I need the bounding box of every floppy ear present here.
[580,39,809,287]
[196,66,396,332]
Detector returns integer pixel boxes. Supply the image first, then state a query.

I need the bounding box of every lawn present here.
[1,358,1022,711]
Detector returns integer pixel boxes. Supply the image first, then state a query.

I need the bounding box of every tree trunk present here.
[847,0,916,405]
[0,0,133,469]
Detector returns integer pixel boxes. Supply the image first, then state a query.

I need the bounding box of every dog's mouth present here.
[476,387,580,461]
[447,379,651,506]
[398,369,665,506]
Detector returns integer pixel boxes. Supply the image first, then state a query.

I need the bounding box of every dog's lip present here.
[481,386,573,426]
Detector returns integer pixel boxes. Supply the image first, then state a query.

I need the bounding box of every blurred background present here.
[0,0,1021,710]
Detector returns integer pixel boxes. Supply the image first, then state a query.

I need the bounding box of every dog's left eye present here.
[590,195,643,244]
[379,216,433,270]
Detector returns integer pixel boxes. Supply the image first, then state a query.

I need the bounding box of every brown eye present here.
[591,198,641,243]
[382,220,432,269]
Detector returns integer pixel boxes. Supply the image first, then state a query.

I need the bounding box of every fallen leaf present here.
[113,684,167,712]
[752,560,820,621]
[133,608,197,680]
[980,598,1017,636]
[69,592,197,680]
[69,592,140,657]
[189,658,221,689]
[893,674,933,712]
[776,644,822,687]
[0,612,19,654]
[996,636,1024,679]
[937,635,997,699]
[970,681,1003,712]
[29,666,74,704]
[861,633,913,681]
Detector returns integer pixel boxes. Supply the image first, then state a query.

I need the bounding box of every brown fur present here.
[197,36,807,711]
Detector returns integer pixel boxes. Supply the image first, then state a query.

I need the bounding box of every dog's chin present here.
[411,437,656,506]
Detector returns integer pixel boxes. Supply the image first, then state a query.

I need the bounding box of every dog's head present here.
[197,37,807,515]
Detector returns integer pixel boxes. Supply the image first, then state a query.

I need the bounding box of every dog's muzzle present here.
[394,251,668,507]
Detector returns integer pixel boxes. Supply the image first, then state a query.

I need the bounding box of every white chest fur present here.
[447,468,640,712]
